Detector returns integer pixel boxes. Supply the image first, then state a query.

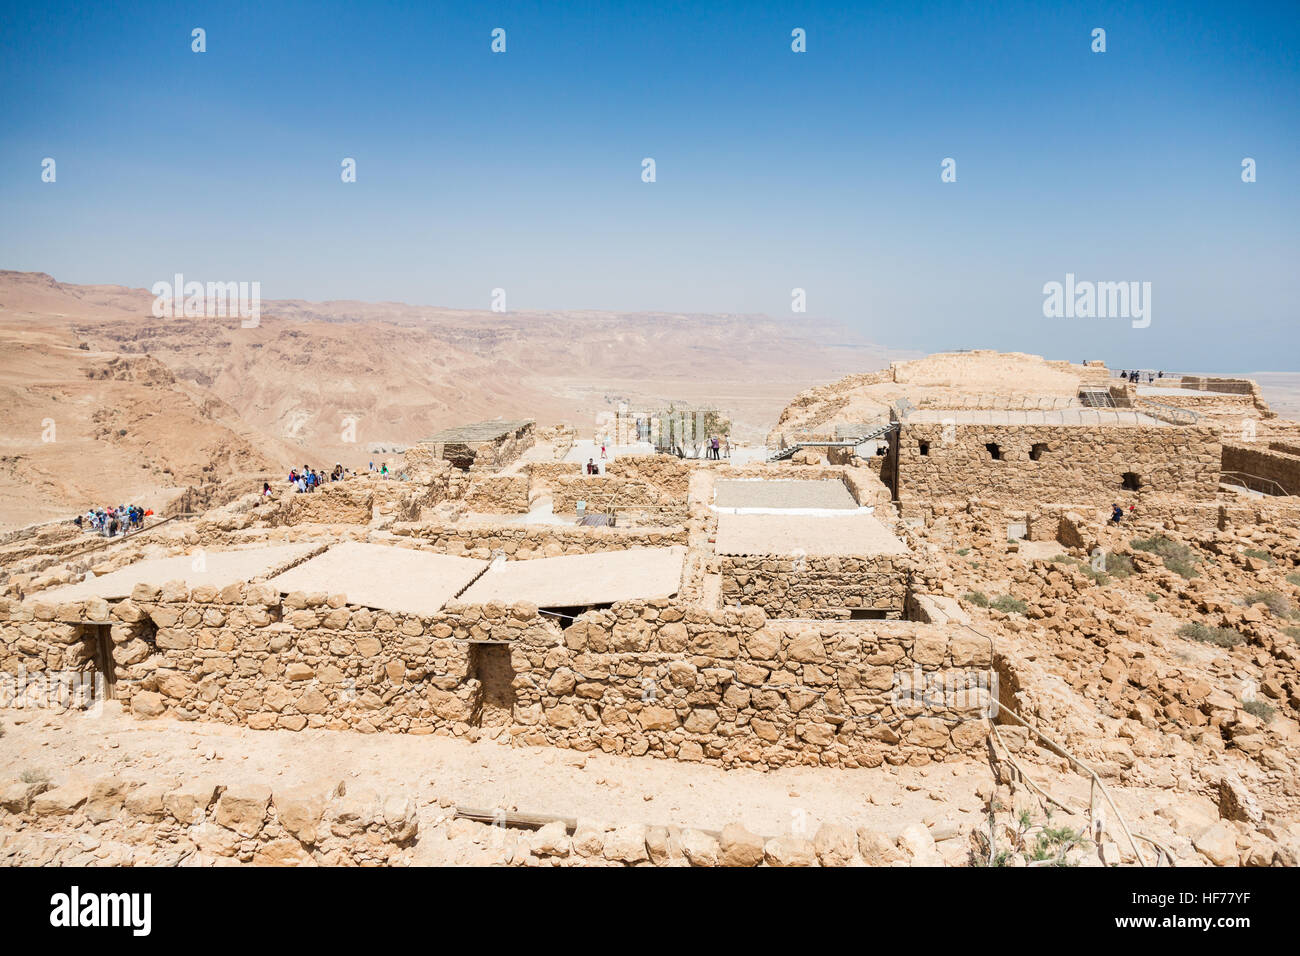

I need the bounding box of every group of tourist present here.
[703,434,730,459]
[1119,370,1163,384]
[74,504,151,537]
[284,464,353,494]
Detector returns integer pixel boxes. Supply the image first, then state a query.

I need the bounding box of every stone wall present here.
[0,770,955,866]
[1179,377,1254,395]
[387,523,688,559]
[1221,443,1300,496]
[0,773,417,866]
[467,423,536,472]
[1178,378,1275,418]
[226,469,459,529]
[897,424,1222,506]
[284,485,373,524]
[463,475,530,513]
[1140,391,1253,409]
[526,462,581,483]
[719,555,911,620]
[551,476,685,516]
[605,455,692,499]
[3,592,992,770]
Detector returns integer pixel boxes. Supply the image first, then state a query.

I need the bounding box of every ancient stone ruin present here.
[3,352,1299,868]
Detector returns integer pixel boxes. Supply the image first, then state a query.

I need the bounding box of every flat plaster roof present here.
[714,479,858,511]
[902,408,1166,426]
[715,513,908,557]
[29,544,321,603]
[267,541,488,616]
[458,546,686,607]
[1137,386,1210,398]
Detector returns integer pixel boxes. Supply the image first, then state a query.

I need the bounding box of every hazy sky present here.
[2,0,1297,370]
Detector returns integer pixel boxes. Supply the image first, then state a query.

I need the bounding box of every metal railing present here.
[1220,471,1293,497]
[1134,399,1199,425]
[768,422,898,462]
[913,394,1080,411]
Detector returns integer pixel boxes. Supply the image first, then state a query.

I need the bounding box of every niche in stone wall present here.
[918,440,930,456]
[1121,472,1143,490]
[137,615,159,646]
[849,608,889,620]
[1029,443,1049,461]
[985,443,1002,460]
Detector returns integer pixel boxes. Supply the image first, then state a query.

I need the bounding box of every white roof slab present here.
[459,546,686,607]
[903,408,1165,426]
[267,541,488,616]
[715,513,908,557]
[30,544,321,603]
[714,479,858,511]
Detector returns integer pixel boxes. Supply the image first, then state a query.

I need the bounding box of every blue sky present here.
[1,0,1297,370]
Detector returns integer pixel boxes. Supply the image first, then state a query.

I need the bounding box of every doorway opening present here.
[89,623,117,701]
[468,643,516,728]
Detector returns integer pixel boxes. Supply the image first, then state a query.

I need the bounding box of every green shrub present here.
[1131,535,1200,578]
[20,768,49,786]
[974,809,1086,868]
[1286,571,1300,587]
[991,595,1029,615]
[1243,548,1275,564]
[1244,590,1292,617]
[1104,553,1135,578]
[1177,622,1242,648]
[1147,592,1161,602]
[1285,625,1300,640]
[1243,699,1275,722]
[1030,825,1087,865]
[963,591,990,608]
[956,548,970,556]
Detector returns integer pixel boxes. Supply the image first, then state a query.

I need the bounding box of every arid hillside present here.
[0,271,909,527]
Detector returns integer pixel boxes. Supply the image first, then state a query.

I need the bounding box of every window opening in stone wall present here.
[1029,443,1048,461]
[849,608,888,620]
[985,443,1002,460]
[918,441,930,456]
[540,604,613,629]
[1121,472,1143,490]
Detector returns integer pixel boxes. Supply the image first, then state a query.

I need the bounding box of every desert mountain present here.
[0,271,911,527]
